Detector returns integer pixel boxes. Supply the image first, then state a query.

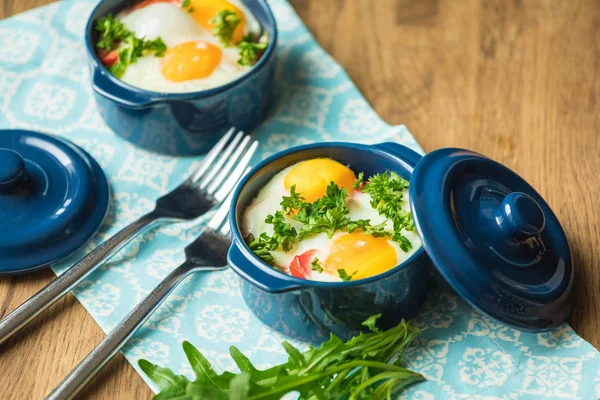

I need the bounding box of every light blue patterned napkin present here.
[1,1,599,398]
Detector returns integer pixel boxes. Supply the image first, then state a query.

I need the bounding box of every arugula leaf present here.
[210,10,241,46]
[337,268,356,281]
[138,359,189,393]
[140,316,424,400]
[361,313,382,333]
[310,257,323,273]
[237,34,268,66]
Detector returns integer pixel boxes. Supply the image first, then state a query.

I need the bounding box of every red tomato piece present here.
[99,50,119,66]
[127,0,182,13]
[288,249,320,279]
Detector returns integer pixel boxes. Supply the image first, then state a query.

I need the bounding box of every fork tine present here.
[188,127,235,183]
[199,131,244,189]
[213,140,258,201]
[208,167,252,232]
[206,134,251,194]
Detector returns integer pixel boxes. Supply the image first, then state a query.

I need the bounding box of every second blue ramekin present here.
[85,0,277,156]
[228,142,432,342]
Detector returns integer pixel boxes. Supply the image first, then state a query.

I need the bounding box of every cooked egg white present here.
[116,0,261,93]
[243,159,422,282]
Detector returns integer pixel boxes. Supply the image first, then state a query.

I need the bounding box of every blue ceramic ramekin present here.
[85,0,277,156]
[228,142,433,342]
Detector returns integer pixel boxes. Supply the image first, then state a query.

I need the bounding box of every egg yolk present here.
[324,233,398,280]
[188,0,247,43]
[160,41,222,82]
[284,159,356,204]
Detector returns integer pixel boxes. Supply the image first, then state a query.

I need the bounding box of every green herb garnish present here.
[139,315,424,400]
[353,171,365,189]
[95,14,166,78]
[310,257,323,273]
[362,171,415,237]
[95,14,130,50]
[210,10,241,46]
[181,0,191,7]
[248,171,415,264]
[338,268,356,281]
[247,211,297,266]
[110,36,167,78]
[237,34,268,66]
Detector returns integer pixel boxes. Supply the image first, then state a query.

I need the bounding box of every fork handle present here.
[46,260,222,400]
[0,211,161,346]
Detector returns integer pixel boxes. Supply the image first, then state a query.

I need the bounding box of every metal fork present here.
[0,128,257,345]
[46,183,240,400]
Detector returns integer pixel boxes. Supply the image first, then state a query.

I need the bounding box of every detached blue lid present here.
[0,130,109,274]
[410,148,574,331]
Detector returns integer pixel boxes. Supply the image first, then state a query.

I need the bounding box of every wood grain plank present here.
[0,0,598,399]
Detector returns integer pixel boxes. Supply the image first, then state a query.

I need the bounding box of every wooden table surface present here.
[1,0,599,398]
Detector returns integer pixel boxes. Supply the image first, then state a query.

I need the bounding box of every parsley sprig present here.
[361,171,415,239]
[209,9,268,64]
[95,15,166,78]
[237,34,268,66]
[310,257,323,273]
[210,9,241,46]
[95,14,130,50]
[247,171,415,266]
[338,268,356,281]
[139,315,424,400]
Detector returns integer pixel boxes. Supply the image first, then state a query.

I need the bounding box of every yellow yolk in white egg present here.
[160,41,222,82]
[115,0,260,93]
[188,0,247,43]
[284,159,356,204]
[324,233,398,280]
[243,159,422,282]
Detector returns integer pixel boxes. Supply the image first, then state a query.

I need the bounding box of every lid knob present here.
[494,192,545,240]
[0,149,25,192]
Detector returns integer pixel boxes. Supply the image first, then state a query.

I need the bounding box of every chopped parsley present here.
[209,9,241,46]
[353,171,365,189]
[95,14,166,78]
[247,171,416,265]
[338,268,356,281]
[111,36,166,78]
[362,171,415,235]
[181,0,194,13]
[237,34,268,66]
[310,257,323,273]
[95,14,130,50]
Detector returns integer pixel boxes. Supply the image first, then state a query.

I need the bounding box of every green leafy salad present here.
[139,315,424,399]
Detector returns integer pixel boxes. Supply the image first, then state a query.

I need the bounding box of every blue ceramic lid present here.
[410,148,574,331]
[0,130,109,274]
